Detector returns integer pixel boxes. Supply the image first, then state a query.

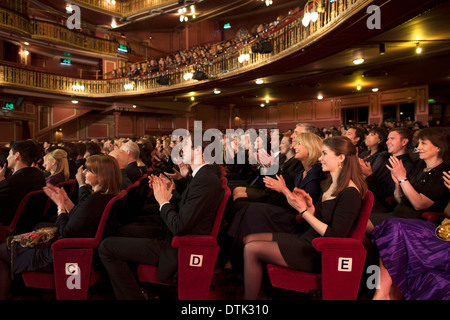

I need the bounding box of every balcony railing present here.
[68,0,178,16]
[0,0,369,98]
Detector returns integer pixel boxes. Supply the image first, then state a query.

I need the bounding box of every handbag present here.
[8,227,59,248]
[435,218,450,241]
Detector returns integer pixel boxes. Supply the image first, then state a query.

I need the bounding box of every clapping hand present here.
[359,158,373,177]
[164,162,190,181]
[386,156,407,184]
[285,188,314,214]
[263,174,287,194]
[444,171,450,190]
[152,175,174,206]
[43,183,66,209]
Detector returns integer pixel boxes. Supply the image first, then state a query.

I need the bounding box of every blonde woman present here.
[225,133,325,271]
[43,148,70,185]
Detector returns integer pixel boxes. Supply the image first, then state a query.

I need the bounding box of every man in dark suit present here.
[99,138,223,299]
[0,140,46,226]
[121,141,143,183]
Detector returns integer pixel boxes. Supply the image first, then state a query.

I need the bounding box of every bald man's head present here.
[109,149,129,169]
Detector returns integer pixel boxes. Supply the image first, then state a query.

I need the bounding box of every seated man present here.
[99,137,224,299]
[109,149,132,190]
[364,127,414,212]
[121,141,143,183]
[0,140,46,226]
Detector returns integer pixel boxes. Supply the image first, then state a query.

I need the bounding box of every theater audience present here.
[42,148,70,185]
[0,140,46,227]
[225,133,324,271]
[370,170,450,300]
[242,136,367,299]
[0,154,121,300]
[368,127,450,228]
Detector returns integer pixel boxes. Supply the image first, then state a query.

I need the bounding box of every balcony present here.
[0,0,369,97]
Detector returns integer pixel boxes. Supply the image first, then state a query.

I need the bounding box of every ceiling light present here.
[265,99,270,103]
[111,19,117,28]
[353,58,364,65]
[214,89,221,94]
[133,105,137,108]
[24,42,29,46]
[238,54,250,63]
[302,13,311,27]
[379,43,385,55]
[260,104,265,108]
[372,88,379,92]
[183,72,193,80]
[71,100,78,104]
[190,96,195,101]
[357,85,362,91]
[66,4,73,13]
[255,79,264,85]
[415,43,422,54]
[317,94,323,100]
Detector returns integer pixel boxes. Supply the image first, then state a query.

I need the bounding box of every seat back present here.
[120,177,143,225]
[138,175,231,300]
[210,176,231,238]
[94,189,128,242]
[349,190,374,241]
[266,190,374,300]
[1,190,48,238]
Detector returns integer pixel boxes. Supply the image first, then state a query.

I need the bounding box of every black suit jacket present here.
[0,167,46,226]
[126,161,143,183]
[157,164,223,282]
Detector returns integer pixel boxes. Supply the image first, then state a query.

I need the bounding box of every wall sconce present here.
[302,0,323,27]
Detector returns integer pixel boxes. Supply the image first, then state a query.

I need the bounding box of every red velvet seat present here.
[21,190,127,300]
[266,190,374,300]
[137,176,231,300]
[0,190,48,241]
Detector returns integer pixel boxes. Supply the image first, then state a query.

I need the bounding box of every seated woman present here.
[242,136,367,299]
[42,148,70,185]
[370,170,450,300]
[0,154,122,300]
[226,133,324,271]
[358,126,389,175]
[368,127,450,228]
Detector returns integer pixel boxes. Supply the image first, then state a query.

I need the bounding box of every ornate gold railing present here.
[32,20,119,55]
[0,7,149,57]
[0,0,369,97]
[68,0,178,16]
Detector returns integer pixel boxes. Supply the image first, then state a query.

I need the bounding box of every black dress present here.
[273,187,362,273]
[8,186,114,274]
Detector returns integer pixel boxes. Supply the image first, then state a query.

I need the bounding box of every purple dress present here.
[372,218,450,300]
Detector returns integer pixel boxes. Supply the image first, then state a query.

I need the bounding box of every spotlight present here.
[415,43,422,54]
